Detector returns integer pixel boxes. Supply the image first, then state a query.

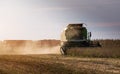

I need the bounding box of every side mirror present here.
[90,32,92,37]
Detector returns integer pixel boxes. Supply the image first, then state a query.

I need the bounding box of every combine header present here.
[60,23,101,55]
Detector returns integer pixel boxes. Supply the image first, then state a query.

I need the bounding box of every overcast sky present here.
[0,0,120,40]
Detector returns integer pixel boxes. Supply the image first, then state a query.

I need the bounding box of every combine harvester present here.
[60,23,101,55]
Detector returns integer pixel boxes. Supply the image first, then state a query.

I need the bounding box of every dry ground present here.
[0,40,120,74]
[0,54,120,74]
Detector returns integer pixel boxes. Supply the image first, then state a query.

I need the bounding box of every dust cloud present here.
[0,40,61,55]
[20,46,61,55]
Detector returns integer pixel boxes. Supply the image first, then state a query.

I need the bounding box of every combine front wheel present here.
[60,46,67,55]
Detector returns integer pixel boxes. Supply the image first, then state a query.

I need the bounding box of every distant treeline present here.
[0,39,120,48]
[0,40,60,48]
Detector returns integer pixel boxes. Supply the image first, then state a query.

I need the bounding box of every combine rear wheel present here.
[90,41,102,47]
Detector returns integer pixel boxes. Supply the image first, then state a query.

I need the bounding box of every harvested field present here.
[0,40,120,74]
[0,55,120,74]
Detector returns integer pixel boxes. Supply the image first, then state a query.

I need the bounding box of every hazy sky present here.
[0,0,120,40]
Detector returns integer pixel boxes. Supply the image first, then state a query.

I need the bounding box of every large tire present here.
[97,42,101,47]
[60,46,67,55]
[60,47,64,55]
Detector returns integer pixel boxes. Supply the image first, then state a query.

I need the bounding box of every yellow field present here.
[0,40,120,74]
[0,55,120,74]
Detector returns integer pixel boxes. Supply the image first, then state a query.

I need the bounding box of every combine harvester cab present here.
[60,23,101,55]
